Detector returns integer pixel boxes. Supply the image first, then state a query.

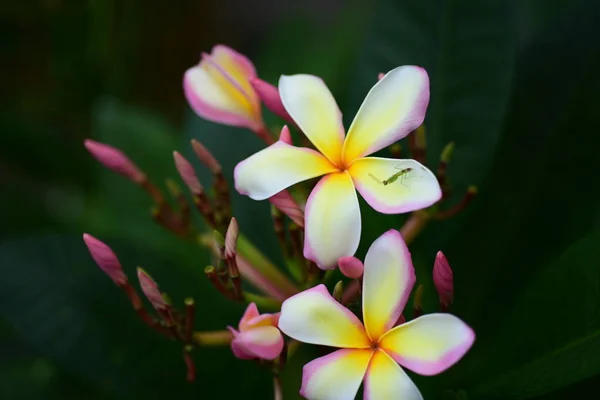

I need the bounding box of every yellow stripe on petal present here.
[362,230,415,341]
[234,141,338,201]
[279,74,345,166]
[363,350,423,400]
[211,45,258,104]
[343,66,430,163]
[304,172,361,269]
[301,349,373,400]
[348,157,441,214]
[379,314,475,376]
[279,284,370,349]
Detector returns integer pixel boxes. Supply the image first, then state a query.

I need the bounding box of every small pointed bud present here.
[413,284,424,318]
[250,77,294,124]
[83,233,127,285]
[440,141,455,164]
[225,218,240,260]
[137,268,169,311]
[191,139,222,174]
[173,151,203,195]
[279,125,293,145]
[268,190,304,227]
[333,280,344,302]
[389,143,403,158]
[338,256,364,279]
[415,125,427,150]
[433,251,454,310]
[377,72,385,80]
[84,140,146,183]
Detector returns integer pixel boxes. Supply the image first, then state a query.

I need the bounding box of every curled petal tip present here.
[433,251,454,308]
[250,77,294,124]
[279,125,293,145]
[83,233,127,285]
[173,151,203,194]
[337,256,364,279]
[84,140,145,183]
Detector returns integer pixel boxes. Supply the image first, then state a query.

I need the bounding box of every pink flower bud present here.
[337,256,364,279]
[433,251,454,309]
[84,140,146,183]
[137,268,168,311]
[268,190,304,227]
[225,217,239,260]
[377,72,385,80]
[228,303,283,361]
[183,45,264,132]
[278,125,293,145]
[83,233,127,285]
[250,77,294,124]
[190,139,222,174]
[173,151,203,195]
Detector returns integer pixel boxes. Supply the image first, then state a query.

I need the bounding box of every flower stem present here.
[192,330,233,346]
[399,211,431,245]
[243,292,283,311]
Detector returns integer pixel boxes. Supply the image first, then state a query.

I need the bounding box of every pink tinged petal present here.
[349,157,442,214]
[363,350,423,400]
[343,66,430,162]
[84,140,145,184]
[338,256,364,279]
[173,151,203,195]
[301,349,373,400]
[268,189,305,227]
[234,141,337,201]
[379,313,476,376]
[279,74,345,166]
[210,45,258,101]
[245,313,279,330]
[233,326,284,360]
[239,302,260,331]
[278,125,293,145]
[433,251,454,308]
[278,284,370,348]
[362,229,416,341]
[82,233,127,285]
[303,172,361,270]
[250,77,295,124]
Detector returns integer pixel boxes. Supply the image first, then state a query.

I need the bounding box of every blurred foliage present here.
[2,0,600,398]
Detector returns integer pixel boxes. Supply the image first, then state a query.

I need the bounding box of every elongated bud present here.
[191,139,221,174]
[250,77,294,124]
[84,140,146,183]
[433,251,454,310]
[279,125,293,145]
[413,284,424,318]
[173,151,203,195]
[338,256,364,279]
[333,281,344,302]
[268,190,304,227]
[225,218,239,260]
[137,268,169,312]
[441,141,455,164]
[83,233,127,285]
[377,72,385,80]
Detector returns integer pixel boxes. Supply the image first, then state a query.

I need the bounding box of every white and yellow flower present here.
[234,67,441,268]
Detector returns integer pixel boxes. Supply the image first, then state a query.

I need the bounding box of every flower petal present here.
[379,313,475,376]
[348,157,441,214]
[279,74,345,166]
[279,284,370,348]
[184,61,259,130]
[343,66,430,162]
[363,350,422,400]
[239,302,260,331]
[234,141,337,200]
[304,172,361,270]
[232,326,284,360]
[301,349,372,400]
[211,45,258,103]
[362,230,415,341]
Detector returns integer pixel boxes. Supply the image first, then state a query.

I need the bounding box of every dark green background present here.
[2,0,600,398]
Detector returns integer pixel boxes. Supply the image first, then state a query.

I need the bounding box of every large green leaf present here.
[468,231,600,399]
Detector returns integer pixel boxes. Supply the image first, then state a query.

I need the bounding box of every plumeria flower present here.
[278,230,475,400]
[228,303,284,361]
[234,67,442,269]
[184,45,265,133]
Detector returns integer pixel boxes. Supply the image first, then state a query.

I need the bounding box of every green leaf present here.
[468,231,600,399]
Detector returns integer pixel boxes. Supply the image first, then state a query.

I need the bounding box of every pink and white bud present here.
[278,125,293,145]
[268,190,304,227]
[84,140,145,183]
[190,139,222,174]
[433,251,454,309]
[137,268,169,311]
[337,256,364,279]
[250,77,294,124]
[183,45,264,132]
[228,303,284,361]
[225,217,240,260]
[83,233,127,285]
[173,151,203,195]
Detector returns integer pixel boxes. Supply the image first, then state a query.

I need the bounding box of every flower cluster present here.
[83,44,477,399]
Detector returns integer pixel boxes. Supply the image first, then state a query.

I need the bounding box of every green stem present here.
[192,330,233,346]
[244,292,283,311]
